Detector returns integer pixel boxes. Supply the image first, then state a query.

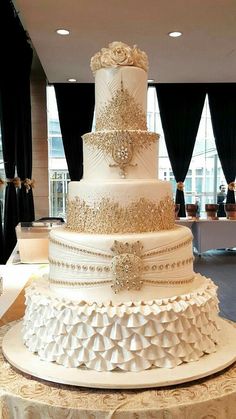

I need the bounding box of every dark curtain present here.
[155,84,206,216]
[0,0,33,262]
[0,202,4,264]
[16,45,34,221]
[208,84,236,204]
[0,81,19,261]
[54,83,95,181]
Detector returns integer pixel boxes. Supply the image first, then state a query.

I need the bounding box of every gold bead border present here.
[49,257,111,272]
[49,236,192,259]
[49,256,194,274]
[143,237,192,258]
[49,275,195,288]
[49,236,112,259]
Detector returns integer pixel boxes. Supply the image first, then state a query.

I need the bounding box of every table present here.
[0,257,47,326]
[176,219,236,254]
[192,219,236,254]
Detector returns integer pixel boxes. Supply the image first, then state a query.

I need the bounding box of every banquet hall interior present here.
[0,0,236,418]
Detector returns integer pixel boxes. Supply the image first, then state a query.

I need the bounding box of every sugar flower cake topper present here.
[90,41,148,73]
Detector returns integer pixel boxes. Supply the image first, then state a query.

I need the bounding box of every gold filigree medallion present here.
[109,136,137,178]
[111,241,144,293]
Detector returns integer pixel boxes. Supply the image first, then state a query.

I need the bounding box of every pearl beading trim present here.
[49,275,195,288]
[49,236,193,259]
[49,256,194,274]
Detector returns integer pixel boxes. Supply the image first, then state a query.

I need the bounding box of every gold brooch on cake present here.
[111,241,144,293]
[109,134,137,178]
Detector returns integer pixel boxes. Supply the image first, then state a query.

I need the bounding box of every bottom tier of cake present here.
[22,275,220,372]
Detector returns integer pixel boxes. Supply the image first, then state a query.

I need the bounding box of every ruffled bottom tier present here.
[22,275,220,372]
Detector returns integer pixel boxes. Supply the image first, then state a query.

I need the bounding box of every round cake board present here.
[2,318,236,389]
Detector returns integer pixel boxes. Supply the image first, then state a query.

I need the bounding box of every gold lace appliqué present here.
[82,81,158,177]
[95,83,147,131]
[66,195,175,234]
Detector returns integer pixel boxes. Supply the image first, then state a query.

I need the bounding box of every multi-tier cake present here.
[22,42,220,372]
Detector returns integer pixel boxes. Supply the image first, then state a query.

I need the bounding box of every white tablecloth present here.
[176,219,236,254]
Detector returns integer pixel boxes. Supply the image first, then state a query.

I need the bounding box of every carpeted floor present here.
[194,249,236,322]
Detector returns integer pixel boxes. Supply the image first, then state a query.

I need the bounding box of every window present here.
[147,86,226,216]
[49,135,65,158]
[47,85,226,218]
[47,86,69,217]
[49,171,70,219]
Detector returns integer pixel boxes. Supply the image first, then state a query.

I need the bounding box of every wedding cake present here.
[22,42,219,372]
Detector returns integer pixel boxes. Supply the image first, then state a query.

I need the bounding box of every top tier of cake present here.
[94,66,148,131]
[82,42,158,180]
[91,41,148,130]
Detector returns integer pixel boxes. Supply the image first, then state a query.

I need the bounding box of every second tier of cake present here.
[66,179,175,233]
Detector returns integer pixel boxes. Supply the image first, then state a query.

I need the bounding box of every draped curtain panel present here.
[155,84,206,216]
[0,82,19,262]
[0,204,4,264]
[54,83,95,181]
[0,0,33,262]
[208,84,236,204]
[16,45,34,222]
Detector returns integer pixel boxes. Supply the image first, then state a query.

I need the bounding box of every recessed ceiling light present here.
[168,31,182,38]
[56,28,70,35]
[68,78,77,83]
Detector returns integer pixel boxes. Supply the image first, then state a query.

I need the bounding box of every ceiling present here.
[14,0,236,83]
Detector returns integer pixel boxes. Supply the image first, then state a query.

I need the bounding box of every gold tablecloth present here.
[1,322,236,418]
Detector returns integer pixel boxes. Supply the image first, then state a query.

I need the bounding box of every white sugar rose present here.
[101,42,134,68]
[90,41,148,72]
[132,45,148,72]
[90,52,102,72]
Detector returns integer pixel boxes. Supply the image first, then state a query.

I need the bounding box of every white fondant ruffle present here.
[22,277,220,372]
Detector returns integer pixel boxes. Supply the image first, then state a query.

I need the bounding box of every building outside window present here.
[47,87,70,219]
[47,85,226,219]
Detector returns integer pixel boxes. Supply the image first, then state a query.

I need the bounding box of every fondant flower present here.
[90,52,102,72]
[109,41,133,65]
[90,41,148,73]
[100,42,133,68]
[133,45,148,71]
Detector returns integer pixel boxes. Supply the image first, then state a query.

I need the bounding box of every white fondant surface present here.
[83,140,158,180]
[68,179,172,206]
